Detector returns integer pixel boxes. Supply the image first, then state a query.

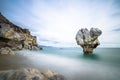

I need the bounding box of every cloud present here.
[114,0,120,8]
[0,0,120,47]
[113,27,120,32]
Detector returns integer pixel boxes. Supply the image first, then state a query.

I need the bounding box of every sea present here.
[0,47,120,80]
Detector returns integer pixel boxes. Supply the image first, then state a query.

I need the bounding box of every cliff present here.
[0,13,39,50]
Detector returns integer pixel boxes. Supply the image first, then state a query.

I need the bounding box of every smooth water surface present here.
[0,47,120,80]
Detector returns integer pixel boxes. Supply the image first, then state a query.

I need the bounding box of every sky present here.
[0,0,120,47]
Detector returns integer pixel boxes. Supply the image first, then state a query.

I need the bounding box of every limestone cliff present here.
[0,13,38,50]
[76,28,102,54]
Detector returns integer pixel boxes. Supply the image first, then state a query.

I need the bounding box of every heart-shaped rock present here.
[76,28,102,54]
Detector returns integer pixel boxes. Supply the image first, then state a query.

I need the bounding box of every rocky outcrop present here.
[0,47,15,55]
[76,28,102,54]
[0,68,65,80]
[0,12,39,51]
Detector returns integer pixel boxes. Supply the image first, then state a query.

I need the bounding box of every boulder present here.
[0,68,65,80]
[43,69,56,78]
[76,28,102,54]
[0,47,15,55]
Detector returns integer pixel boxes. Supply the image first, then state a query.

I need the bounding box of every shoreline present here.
[0,53,65,80]
[0,54,35,70]
[0,48,120,80]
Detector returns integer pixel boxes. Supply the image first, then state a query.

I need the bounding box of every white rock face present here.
[76,28,102,54]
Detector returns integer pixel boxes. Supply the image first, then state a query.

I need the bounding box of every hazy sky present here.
[0,0,120,47]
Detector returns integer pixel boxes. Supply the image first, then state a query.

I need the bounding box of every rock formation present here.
[0,13,65,80]
[0,68,65,80]
[75,28,102,54]
[0,12,39,51]
[0,47,15,55]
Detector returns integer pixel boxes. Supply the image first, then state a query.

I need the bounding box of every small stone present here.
[32,76,40,80]
[43,70,55,78]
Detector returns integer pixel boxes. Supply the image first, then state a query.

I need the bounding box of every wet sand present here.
[0,55,39,71]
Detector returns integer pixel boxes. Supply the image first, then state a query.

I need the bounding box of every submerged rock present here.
[76,28,102,54]
[0,12,39,51]
[0,68,65,80]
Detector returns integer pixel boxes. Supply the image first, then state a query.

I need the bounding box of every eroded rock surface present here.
[76,28,102,54]
[0,68,65,80]
[0,47,15,55]
[0,12,39,51]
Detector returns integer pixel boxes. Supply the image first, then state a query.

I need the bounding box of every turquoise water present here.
[17,47,120,80]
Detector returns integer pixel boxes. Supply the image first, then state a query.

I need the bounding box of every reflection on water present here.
[82,54,100,60]
[0,48,120,80]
